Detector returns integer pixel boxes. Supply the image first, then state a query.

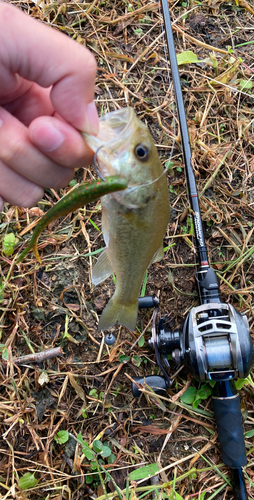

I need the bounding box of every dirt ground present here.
[0,1,254,499]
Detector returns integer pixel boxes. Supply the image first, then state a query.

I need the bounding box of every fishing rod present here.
[132,2,254,499]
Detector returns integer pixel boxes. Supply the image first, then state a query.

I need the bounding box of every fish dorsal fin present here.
[92,248,113,285]
[151,243,164,264]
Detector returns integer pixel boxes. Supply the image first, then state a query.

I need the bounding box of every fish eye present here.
[134,143,150,162]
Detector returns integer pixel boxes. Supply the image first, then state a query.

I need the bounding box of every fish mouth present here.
[84,107,135,151]
[83,107,156,208]
[83,107,146,179]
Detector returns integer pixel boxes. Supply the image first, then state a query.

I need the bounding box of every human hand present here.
[0,3,99,210]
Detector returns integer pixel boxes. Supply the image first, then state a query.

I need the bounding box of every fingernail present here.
[0,196,4,212]
[30,123,64,152]
[83,101,99,135]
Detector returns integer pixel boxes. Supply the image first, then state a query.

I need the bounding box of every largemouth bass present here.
[18,175,127,263]
[85,107,170,332]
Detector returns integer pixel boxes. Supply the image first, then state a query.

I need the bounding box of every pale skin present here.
[0,3,99,211]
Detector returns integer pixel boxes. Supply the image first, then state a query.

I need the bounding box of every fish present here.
[84,107,170,332]
[17,175,127,263]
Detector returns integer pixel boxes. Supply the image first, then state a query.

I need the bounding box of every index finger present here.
[0,3,98,133]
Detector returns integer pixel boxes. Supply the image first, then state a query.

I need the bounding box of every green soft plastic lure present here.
[18,175,127,263]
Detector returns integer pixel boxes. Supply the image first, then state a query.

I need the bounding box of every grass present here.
[0,0,254,499]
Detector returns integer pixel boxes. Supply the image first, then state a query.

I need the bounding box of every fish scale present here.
[85,107,170,332]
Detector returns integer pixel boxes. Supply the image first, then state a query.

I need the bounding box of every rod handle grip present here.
[212,394,247,468]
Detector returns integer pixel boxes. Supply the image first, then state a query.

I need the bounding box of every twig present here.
[12,347,64,365]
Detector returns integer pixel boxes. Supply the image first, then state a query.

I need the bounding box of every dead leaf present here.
[68,373,87,403]
[132,425,173,435]
[113,17,134,35]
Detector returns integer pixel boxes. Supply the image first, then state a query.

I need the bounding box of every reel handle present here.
[132,375,167,398]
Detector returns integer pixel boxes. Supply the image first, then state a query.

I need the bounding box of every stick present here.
[12,347,64,365]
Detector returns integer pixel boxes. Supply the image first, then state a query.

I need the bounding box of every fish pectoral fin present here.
[92,248,113,285]
[151,243,164,264]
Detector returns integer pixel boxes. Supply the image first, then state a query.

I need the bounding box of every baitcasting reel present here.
[105,2,254,497]
[132,268,254,499]
[154,300,252,384]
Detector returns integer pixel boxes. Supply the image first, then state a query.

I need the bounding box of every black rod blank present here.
[159,2,248,498]
[160,0,208,268]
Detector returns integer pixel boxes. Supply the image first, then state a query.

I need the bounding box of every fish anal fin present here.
[92,248,113,285]
[98,298,138,332]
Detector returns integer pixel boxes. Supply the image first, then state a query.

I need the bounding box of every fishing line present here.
[126,168,168,193]
[94,146,106,181]
[94,145,169,193]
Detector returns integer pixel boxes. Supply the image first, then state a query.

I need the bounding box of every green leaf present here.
[107,453,116,464]
[177,50,199,66]
[245,429,254,438]
[18,472,38,490]
[3,233,16,256]
[192,398,201,409]
[54,430,69,444]
[82,445,96,461]
[77,432,86,447]
[69,179,78,187]
[86,475,94,484]
[93,440,103,453]
[180,386,197,404]
[235,378,249,390]
[138,336,145,347]
[175,493,184,500]
[129,463,159,481]
[165,160,174,169]
[134,28,143,37]
[141,270,148,297]
[77,433,96,461]
[89,388,98,398]
[239,79,252,90]
[88,218,100,232]
[209,380,216,388]
[2,347,9,361]
[196,383,212,400]
[100,445,112,458]
[132,355,142,367]
[0,282,4,304]
[118,355,130,363]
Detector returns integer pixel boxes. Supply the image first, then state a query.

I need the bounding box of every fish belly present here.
[98,183,169,331]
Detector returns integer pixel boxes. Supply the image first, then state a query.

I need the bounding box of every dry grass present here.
[0,0,254,499]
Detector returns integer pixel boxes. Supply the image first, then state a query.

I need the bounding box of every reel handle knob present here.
[132,375,167,398]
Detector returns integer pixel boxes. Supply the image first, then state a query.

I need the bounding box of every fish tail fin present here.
[98,297,138,332]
